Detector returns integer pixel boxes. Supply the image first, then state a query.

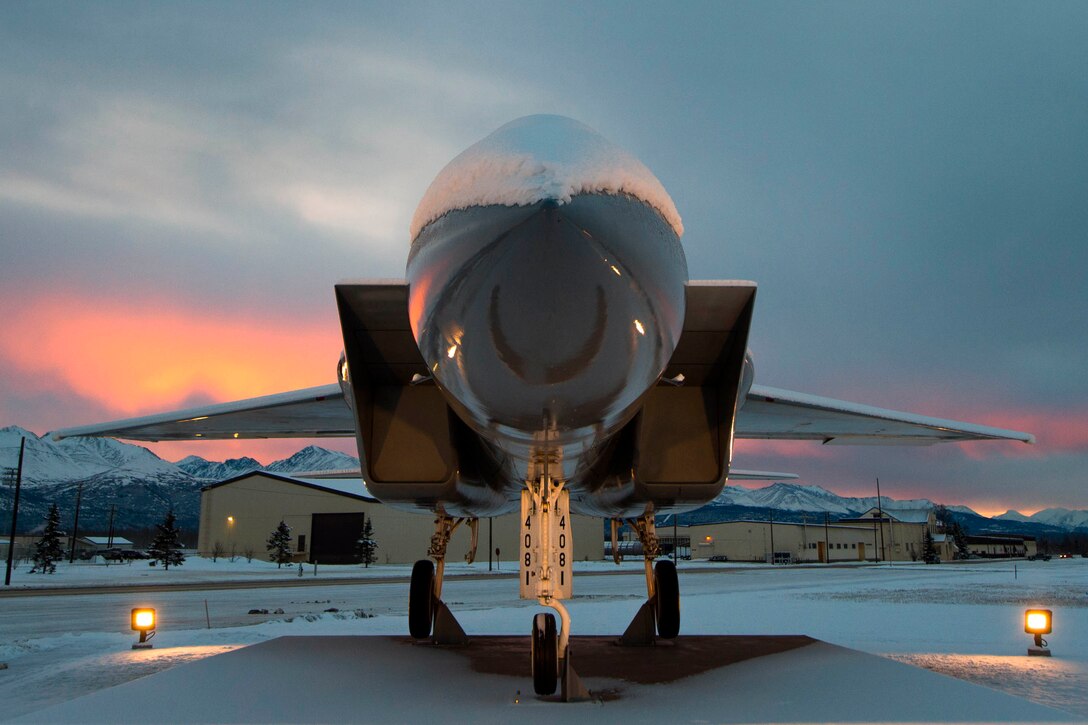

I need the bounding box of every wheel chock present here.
[617,599,657,646]
[560,654,592,702]
[431,600,469,645]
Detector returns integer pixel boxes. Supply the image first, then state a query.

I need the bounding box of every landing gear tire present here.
[654,559,680,638]
[531,612,558,696]
[409,559,435,639]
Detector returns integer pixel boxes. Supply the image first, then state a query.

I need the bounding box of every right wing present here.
[51,384,354,442]
[736,385,1034,445]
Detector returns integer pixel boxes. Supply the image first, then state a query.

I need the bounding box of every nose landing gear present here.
[521,476,591,700]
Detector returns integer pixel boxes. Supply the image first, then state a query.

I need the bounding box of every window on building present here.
[852,543,856,548]
[298,534,306,553]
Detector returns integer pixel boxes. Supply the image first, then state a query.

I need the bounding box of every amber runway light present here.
[1024,608,1052,656]
[131,607,156,649]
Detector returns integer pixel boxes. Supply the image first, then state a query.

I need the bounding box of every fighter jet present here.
[54,115,1033,698]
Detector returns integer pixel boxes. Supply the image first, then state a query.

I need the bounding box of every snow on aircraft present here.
[55,115,1033,698]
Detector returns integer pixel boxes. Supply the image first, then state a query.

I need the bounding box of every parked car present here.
[1027,554,1051,561]
[121,549,151,560]
[707,555,729,562]
[99,548,126,561]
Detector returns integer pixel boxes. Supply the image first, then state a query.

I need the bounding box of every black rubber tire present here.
[654,559,680,638]
[409,559,435,639]
[531,612,558,696]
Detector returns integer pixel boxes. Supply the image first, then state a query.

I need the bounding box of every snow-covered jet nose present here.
[407,191,687,446]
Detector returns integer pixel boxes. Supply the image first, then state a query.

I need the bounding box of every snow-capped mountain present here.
[177,455,262,481]
[1,426,188,487]
[715,481,981,518]
[265,445,360,474]
[996,508,1088,530]
[995,510,1032,523]
[0,426,358,532]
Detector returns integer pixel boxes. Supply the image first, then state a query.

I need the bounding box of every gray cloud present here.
[1,1,1085,510]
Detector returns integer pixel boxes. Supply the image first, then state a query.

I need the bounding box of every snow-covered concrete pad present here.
[15,635,1078,724]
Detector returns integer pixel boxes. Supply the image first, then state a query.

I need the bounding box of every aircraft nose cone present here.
[408,193,687,443]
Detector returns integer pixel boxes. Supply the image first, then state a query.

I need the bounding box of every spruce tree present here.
[148,509,186,570]
[266,520,293,568]
[951,521,971,559]
[922,528,938,564]
[356,516,378,568]
[31,503,64,574]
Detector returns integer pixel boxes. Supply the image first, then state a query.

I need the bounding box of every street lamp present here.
[131,607,157,650]
[1024,608,1052,656]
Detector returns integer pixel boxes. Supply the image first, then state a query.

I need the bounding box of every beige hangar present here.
[198,471,603,565]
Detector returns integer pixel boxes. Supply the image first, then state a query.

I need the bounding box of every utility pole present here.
[488,517,492,572]
[673,513,678,564]
[5,437,25,586]
[106,504,116,549]
[69,482,83,563]
[876,477,886,563]
[768,509,775,564]
[824,511,830,564]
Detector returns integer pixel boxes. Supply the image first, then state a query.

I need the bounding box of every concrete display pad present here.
[16,636,1078,723]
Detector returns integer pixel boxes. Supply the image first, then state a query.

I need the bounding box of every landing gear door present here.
[519,488,573,600]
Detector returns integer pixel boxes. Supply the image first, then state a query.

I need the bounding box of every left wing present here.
[736,385,1034,445]
[51,384,354,442]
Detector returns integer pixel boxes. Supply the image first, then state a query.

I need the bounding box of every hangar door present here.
[310,512,365,564]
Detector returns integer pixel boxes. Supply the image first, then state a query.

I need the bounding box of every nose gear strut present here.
[521,472,591,700]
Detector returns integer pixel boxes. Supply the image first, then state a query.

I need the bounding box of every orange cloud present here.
[1,293,342,418]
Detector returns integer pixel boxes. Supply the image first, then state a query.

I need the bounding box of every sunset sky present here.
[2,2,1086,516]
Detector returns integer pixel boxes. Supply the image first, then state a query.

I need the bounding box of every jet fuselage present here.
[407,193,688,496]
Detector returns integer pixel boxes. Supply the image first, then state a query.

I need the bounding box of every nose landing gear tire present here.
[409,559,435,639]
[654,559,680,638]
[531,612,558,695]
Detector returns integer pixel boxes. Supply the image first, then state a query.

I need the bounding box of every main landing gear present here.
[612,513,681,645]
[409,515,477,644]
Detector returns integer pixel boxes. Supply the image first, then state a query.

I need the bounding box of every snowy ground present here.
[1,557,1085,721]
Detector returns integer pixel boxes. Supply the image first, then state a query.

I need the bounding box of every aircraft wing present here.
[51,384,354,442]
[729,469,799,481]
[736,385,1035,445]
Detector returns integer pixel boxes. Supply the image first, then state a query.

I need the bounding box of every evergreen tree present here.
[30,503,64,574]
[266,520,293,568]
[148,509,186,570]
[950,521,971,559]
[922,528,938,564]
[356,516,378,568]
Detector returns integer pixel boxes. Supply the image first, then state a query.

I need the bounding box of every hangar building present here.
[664,507,957,563]
[197,471,602,565]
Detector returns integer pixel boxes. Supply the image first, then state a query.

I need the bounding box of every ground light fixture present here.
[1024,608,1052,656]
[131,607,157,650]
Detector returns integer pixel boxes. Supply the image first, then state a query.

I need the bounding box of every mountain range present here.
[2,425,1085,537]
[995,508,1088,530]
[0,426,359,533]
